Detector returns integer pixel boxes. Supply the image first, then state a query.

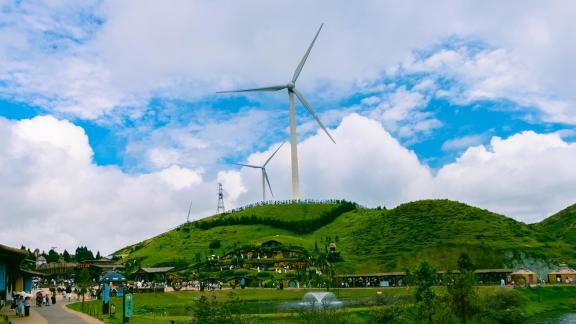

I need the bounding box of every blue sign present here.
[103,284,110,304]
[0,264,5,291]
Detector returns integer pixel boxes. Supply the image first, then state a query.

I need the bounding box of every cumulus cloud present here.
[0,116,237,254]
[2,113,575,254]
[435,131,576,222]
[235,114,576,224]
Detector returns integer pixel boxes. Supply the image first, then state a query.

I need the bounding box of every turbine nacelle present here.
[287,82,295,90]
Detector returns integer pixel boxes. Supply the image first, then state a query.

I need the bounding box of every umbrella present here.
[100,271,127,283]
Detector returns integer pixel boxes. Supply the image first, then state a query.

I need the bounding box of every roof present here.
[138,267,174,273]
[511,268,536,275]
[20,268,45,276]
[474,269,513,274]
[0,243,27,256]
[336,272,406,277]
[549,264,576,275]
[101,271,127,282]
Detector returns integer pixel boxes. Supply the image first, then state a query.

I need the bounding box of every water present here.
[530,313,576,323]
[298,292,343,308]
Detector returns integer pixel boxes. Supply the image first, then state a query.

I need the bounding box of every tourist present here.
[24,297,30,316]
[18,295,25,317]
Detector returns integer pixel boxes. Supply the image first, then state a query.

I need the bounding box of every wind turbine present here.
[233,143,284,202]
[218,24,335,200]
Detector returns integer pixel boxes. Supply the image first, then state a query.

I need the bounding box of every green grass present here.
[116,199,576,275]
[67,286,576,323]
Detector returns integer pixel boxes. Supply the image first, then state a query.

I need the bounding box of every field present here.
[67,286,576,323]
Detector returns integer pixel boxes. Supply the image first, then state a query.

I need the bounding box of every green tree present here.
[76,268,92,311]
[46,249,59,263]
[457,252,475,271]
[445,252,480,323]
[63,250,71,262]
[412,261,437,322]
[74,246,95,262]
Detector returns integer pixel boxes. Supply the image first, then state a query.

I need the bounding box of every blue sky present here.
[1,0,576,253]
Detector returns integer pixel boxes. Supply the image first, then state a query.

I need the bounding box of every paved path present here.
[35,302,102,324]
[1,305,47,324]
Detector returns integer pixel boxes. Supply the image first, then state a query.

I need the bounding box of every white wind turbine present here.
[218,24,335,200]
[233,143,284,202]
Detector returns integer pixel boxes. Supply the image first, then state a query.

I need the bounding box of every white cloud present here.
[0,116,233,254]
[400,46,576,124]
[2,113,576,254]
[435,131,576,223]
[441,134,486,151]
[236,114,576,225]
[2,0,576,122]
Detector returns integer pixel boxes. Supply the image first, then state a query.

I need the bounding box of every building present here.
[511,268,537,285]
[35,255,47,268]
[548,264,576,284]
[134,267,175,282]
[0,243,27,299]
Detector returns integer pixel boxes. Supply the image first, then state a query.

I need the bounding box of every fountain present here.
[300,292,342,308]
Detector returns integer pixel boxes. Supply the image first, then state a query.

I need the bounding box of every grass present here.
[67,286,576,323]
[117,199,576,276]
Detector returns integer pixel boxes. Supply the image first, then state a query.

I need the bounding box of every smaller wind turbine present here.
[233,143,284,202]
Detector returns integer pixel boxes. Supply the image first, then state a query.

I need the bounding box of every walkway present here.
[35,300,102,324]
[1,305,47,324]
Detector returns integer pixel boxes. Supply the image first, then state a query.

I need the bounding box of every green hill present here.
[533,203,576,257]
[115,199,573,276]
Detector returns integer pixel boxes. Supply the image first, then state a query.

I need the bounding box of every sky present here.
[1,0,576,255]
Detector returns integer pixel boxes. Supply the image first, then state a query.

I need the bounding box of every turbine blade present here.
[263,169,274,198]
[293,89,336,144]
[292,23,323,83]
[263,142,284,167]
[217,85,287,94]
[232,163,261,169]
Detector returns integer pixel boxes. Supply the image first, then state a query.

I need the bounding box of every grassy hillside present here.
[116,199,573,276]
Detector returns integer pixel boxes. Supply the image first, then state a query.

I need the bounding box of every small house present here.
[548,264,576,284]
[511,268,537,285]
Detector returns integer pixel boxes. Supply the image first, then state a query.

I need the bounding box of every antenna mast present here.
[217,183,225,213]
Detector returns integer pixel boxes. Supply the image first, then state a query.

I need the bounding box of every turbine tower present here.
[233,143,284,202]
[218,24,335,200]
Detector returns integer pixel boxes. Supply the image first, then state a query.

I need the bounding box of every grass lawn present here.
[67,286,576,323]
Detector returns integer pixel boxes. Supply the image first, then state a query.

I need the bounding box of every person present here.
[24,297,30,316]
[18,295,25,317]
[66,285,72,302]
[51,293,56,305]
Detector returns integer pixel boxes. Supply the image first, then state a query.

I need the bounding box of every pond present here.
[529,312,576,323]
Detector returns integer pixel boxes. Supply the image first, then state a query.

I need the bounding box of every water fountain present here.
[300,291,342,308]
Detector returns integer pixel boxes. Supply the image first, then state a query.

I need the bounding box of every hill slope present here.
[116,199,572,275]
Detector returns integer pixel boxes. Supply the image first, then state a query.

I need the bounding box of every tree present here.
[95,251,101,259]
[412,261,437,322]
[457,253,475,272]
[76,269,92,311]
[46,249,59,263]
[446,253,479,323]
[74,246,95,262]
[63,250,71,262]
